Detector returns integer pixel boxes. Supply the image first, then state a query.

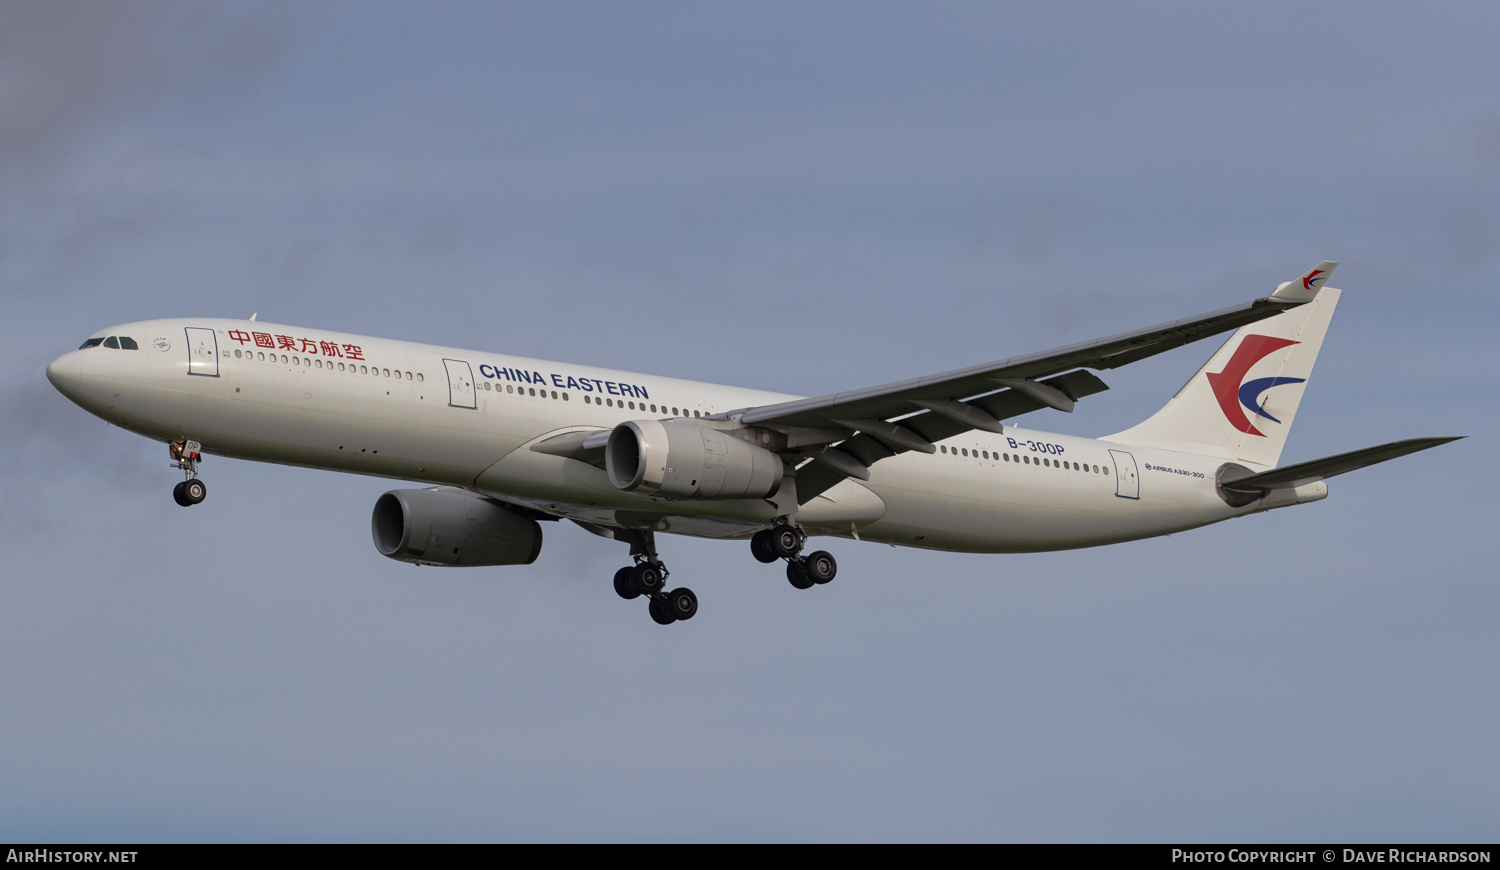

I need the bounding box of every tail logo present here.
[1205,335,1305,436]
[1303,269,1327,291]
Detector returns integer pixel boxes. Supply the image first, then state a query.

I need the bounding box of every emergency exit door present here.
[185,327,219,377]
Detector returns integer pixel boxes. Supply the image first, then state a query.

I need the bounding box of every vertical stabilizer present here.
[1105,285,1341,468]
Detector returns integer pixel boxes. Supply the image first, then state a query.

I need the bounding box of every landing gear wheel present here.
[751,530,779,564]
[614,567,641,600]
[632,562,664,595]
[769,524,802,559]
[665,587,698,621]
[183,478,207,505]
[648,596,677,625]
[787,559,815,590]
[172,481,190,507]
[804,550,837,585]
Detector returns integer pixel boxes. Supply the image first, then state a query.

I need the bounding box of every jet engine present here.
[606,419,783,500]
[372,488,543,566]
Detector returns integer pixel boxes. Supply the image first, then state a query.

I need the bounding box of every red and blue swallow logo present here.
[1205,335,1305,436]
[1303,270,1326,291]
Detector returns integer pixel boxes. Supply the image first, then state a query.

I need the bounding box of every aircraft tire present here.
[183,479,207,505]
[769,524,801,559]
[648,596,676,625]
[751,530,779,564]
[614,567,641,600]
[786,560,814,590]
[633,562,664,594]
[666,587,697,621]
[172,481,190,507]
[804,550,837,585]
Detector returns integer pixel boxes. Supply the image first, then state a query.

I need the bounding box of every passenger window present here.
[383,368,390,377]
[417,373,424,382]
[234,349,242,358]
[1103,467,1109,475]
[672,408,679,416]
[506,385,513,393]
[1003,453,1010,461]
[292,356,300,366]
[119,337,139,350]
[103,337,120,349]
[529,388,536,396]
[551,391,557,399]
[562,393,568,401]
[1024,456,1030,464]
[78,338,104,349]
[406,372,413,380]
[693,410,700,418]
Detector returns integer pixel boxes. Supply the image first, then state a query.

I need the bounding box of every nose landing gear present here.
[169,440,206,507]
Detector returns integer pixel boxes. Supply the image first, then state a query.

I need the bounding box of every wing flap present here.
[794,371,1107,502]
[743,292,1313,431]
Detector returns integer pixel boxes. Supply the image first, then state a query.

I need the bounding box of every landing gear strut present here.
[612,530,696,626]
[169,440,206,507]
[753,519,838,590]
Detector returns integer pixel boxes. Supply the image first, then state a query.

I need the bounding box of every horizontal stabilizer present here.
[1219,436,1463,494]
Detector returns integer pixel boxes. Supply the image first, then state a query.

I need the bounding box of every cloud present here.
[0,2,295,181]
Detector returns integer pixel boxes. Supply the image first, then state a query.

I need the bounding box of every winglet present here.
[1270,261,1338,302]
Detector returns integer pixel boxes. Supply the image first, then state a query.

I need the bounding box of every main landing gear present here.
[752,520,837,590]
[612,530,697,626]
[169,439,207,507]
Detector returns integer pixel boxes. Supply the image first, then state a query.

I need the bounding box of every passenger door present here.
[1108,449,1140,499]
[443,359,477,409]
[185,327,219,377]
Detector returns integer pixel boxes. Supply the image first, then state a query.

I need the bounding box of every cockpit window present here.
[78,338,104,349]
[103,337,120,349]
[118,337,138,350]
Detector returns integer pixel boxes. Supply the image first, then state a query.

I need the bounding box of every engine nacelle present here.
[372,488,543,567]
[606,419,784,500]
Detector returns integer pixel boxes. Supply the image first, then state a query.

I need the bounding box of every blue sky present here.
[1,2,1495,841]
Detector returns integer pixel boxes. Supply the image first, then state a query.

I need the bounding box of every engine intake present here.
[372,488,543,566]
[606,419,783,500]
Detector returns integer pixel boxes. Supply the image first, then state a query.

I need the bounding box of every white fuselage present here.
[47,318,1276,554]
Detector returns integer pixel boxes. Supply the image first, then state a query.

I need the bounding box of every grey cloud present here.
[0,2,295,186]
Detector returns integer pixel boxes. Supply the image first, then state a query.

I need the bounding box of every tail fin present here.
[1106,270,1342,468]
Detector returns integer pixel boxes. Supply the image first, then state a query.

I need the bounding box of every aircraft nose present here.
[46,351,81,395]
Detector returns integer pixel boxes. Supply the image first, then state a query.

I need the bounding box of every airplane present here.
[45,261,1459,625]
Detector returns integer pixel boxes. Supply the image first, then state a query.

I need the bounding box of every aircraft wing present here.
[737,263,1338,502]
[1218,437,1463,494]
